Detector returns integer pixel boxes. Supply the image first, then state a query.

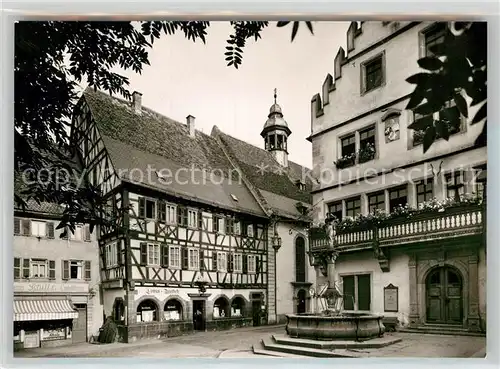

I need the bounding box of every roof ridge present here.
[84,88,215,141]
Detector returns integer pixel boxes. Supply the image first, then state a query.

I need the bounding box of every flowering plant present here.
[358,143,376,164]
[334,152,356,169]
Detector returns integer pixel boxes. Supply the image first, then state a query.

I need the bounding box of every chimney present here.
[186,115,196,138]
[132,91,142,115]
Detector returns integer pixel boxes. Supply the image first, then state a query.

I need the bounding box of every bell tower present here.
[260,88,292,167]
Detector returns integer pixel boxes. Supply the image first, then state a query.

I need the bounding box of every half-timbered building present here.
[70,88,313,342]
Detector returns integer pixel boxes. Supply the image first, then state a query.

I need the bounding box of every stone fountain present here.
[285,219,385,341]
[253,219,401,357]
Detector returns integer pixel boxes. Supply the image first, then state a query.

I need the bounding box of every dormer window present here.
[295,180,306,191]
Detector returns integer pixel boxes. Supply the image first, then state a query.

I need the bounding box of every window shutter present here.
[62,260,70,280]
[139,197,146,218]
[228,253,234,273]
[182,209,188,227]
[21,219,31,236]
[177,207,183,225]
[225,218,232,235]
[102,246,107,268]
[14,218,21,235]
[22,259,30,278]
[83,225,91,242]
[198,211,203,229]
[181,247,189,270]
[46,222,55,239]
[161,245,169,267]
[49,260,56,279]
[116,243,121,265]
[140,242,148,266]
[212,252,217,271]
[158,201,166,222]
[14,258,21,279]
[84,261,92,281]
[199,250,205,271]
[242,254,248,274]
[213,216,218,232]
[255,255,260,273]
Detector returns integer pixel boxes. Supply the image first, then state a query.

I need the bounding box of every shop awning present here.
[14,300,79,322]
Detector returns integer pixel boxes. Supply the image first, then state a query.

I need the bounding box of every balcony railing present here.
[310,205,484,252]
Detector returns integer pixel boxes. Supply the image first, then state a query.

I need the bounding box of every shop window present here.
[213,297,229,318]
[231,297,245,317]
[164,299,183,321]
[136,299,158,323]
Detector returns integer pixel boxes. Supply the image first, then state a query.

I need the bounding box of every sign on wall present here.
[384,283,399,312]
[42,328,66,341]
[134,287,180,299]
[14,282,89,294]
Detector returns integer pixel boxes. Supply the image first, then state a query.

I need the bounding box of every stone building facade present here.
[308,21,486,333]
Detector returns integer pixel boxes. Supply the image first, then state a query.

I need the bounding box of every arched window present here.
[231,297,245,317]
[136,299,158,323]
[213,297,229,318]
[164,299,183,321]
[295,236,306,282]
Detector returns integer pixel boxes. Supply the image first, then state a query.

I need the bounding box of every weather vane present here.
[274,88,277,104]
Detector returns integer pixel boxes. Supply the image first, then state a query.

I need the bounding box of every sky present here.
[81,21,350,169]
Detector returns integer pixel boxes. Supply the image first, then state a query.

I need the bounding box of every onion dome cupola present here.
[260,88,292,167]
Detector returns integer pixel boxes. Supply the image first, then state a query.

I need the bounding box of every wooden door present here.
[72,304,87,343]
[192,300,206,331]
[426,267,463,324]
[297,290,306,314]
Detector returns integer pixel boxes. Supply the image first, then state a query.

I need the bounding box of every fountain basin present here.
[286,313,385,341]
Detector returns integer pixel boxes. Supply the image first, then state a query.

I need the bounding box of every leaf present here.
[414,102,439,116]
[417,56,443,71]
[277,21,290,27]
[435,119,450,141]
[472,102,486,125]
[305,21,314,35]
[423,125,437,153]
[453,92,468,118]
[408,114,433,131]
[406,87,426,110]
[406,73,432,85]
[291,22,299,42]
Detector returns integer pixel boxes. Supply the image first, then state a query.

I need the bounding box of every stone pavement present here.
[12,325,486,359]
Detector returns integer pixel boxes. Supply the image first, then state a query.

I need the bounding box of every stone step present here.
[399,327,485,337]
[261,338,359,358]
[251,341,305,358]
[272,334,402,350]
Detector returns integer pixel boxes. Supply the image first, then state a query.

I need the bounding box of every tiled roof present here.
[84,89,265,217]
[14,173,64,216]
[212,127,313,204]
[83,88,312,221]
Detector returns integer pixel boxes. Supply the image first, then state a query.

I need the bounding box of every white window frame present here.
[217,252,227,272]
[166,203,177,225]
[30,259,48,278]
[188,248,200,270]
[233,253,243,273]
[147,243,160,266]
[233,221,241,235]
[247,255,256,274]
[69,260,84,280]
[217,217,225,234]
[247,224,254,238]
[69,224,84,241]
[31,221,47,238]
[360,51,386,95]
[105,243,118,268]
[187,209,198,229]
[169,245,181,269]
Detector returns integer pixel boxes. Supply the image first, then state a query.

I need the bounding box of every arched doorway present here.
[113,298,125,324]
[297,289,306,314]
[426,266,463,325]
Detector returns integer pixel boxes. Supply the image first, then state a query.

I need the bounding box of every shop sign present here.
[42,328,66,341]
[135,287,180,297]
[14,282,89,294]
